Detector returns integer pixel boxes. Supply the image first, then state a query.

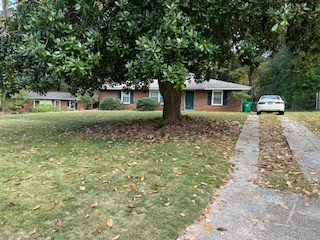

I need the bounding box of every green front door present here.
[185,91,194,110]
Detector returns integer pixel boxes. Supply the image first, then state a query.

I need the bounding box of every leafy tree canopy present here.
[1,0,319,120]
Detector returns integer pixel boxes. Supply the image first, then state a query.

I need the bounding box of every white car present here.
[256,95,285,115]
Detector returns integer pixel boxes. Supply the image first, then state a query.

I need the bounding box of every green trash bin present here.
[242,101,252,112]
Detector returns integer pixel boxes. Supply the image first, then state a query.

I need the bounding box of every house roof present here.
[103,79,251,91]
[26,92,76,101]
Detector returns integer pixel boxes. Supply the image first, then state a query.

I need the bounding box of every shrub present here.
[136,98,160,111]
[30,104,59,113]
[100,97,125,110]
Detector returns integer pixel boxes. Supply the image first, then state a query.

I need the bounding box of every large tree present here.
[3,0,320,121]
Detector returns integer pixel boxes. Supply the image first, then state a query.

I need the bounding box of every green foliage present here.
[30,103,59,113]
[100,97,125,110]
[229,91,251,102]
[136,98,160,111]
[158,117,166,128]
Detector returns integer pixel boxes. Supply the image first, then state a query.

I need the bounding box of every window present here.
[121,91,131,104]
[33,100,52,108]
[150,91,163,104]
[68,101,76,110]
[212,91,223,105]
[53,100,60,109]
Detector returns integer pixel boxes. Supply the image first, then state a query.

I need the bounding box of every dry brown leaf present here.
[97,228,103,234]
[147,190,158,195]
[251,194,261,199]
[249,217,260,222]
[205,224,213,232]
[107,218,114,227]
[304,202,311,207]
[140,176,145,182]
[45,205,55,211]
[262,219,270,224]
[180,212,186,217]
[122,184,130,188]
[91,202,99,208]
[164,202,171,206]
[56,219,62,227]
[111,235,120,240]
[79,186,86,190]
[280,203,289,210]
[237,192,246,196]
[54,199,59,205]
[128,203,135,208]
[160,186,168,190]
[33,205,41,210]
[29,228,36,236]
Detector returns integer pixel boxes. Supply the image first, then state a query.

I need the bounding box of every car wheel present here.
[279,111,284,115]
[257,111,261,115]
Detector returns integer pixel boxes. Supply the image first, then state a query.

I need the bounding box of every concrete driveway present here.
[180,114,320,240]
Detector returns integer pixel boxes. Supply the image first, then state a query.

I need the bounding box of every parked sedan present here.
[257,95,285,115]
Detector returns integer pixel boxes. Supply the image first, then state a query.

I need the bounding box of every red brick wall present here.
[100,90,242,112]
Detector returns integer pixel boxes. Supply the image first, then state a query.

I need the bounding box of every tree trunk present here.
[159,80,182,122]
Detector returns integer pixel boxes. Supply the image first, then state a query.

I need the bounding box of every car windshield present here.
[260,96,281,101]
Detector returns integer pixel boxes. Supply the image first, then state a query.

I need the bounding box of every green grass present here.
[0,110,246,240]
[285,112,320,137]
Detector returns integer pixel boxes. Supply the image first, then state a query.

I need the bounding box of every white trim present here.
[121,91,131,104]
[149,90,163,104]
[211,91,223,106]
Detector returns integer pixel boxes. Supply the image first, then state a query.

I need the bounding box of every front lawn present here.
[0,110,247,240]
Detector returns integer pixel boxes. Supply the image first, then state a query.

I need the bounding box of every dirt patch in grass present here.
[255,115,318,196]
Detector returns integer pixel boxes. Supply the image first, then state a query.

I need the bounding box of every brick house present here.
[99,79,251,112]
[18,92,86,112]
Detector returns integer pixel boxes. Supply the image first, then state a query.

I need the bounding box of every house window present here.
[53,100,60,109]
[68,101,76,110]
[121,91,131,104]
[150,91,163,104]
[211,91,223,105]
[34,100,52,108]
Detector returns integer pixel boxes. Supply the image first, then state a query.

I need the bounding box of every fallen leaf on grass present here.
[164,202,171,206]
[54,199,59,205]
[107,218,114,227]
[111,235,120,240]
[180,212,186,217]
[160,186,168,190]
[79,186,86,190]
[29,228,36,235]
[128,203,135,208]
[45,205,55,211]
[33,205,41,210]
[56,219,62,227]
[91,202,99,208]
[97,228,103,234]
[147,190,158,195]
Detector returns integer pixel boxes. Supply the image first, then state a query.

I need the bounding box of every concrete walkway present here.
[181,115,320,240]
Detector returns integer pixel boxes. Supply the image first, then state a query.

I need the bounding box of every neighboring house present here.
[18,92,86,112]
[99,79,251,112]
